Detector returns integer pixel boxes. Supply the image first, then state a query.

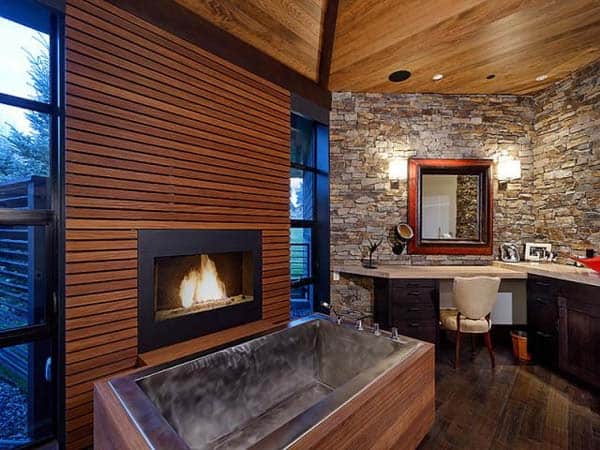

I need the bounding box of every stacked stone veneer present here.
[330,60,600,316]
[455,175,480,239]
[533,61,600,253]
[330,93,536,267]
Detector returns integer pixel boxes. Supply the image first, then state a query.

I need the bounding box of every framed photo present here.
[524,243,552,261]
[500,243,520,263]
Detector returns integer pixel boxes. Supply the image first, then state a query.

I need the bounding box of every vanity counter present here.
[333,263,600,286]
[333,264,527,280]
[494,261,600,287]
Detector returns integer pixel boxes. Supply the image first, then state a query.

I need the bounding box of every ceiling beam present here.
[104,0,331,109]
[318,0,339,89]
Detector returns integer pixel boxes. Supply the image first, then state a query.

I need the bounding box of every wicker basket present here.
[511,330,531,362]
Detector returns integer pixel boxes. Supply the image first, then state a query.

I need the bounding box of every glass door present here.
[290,113,329,319]
[0,0,62,447]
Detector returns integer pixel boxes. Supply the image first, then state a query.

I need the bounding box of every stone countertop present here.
[332,264,527,280]
[332,262,600,287]
[493,261,600,287]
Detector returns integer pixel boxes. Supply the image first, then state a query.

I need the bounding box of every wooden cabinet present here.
[528,275,599,388]
[374,279,439,344]
[557,281,600,388]
[527,275,559,367]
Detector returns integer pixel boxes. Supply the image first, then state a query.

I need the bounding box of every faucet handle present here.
[356,319,364,331]
[336,316,343,325]
[391,327,400,341]
[373,323,381,336]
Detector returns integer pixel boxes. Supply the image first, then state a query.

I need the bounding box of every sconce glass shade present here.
[389,158,408,181]
[497,157,521,181]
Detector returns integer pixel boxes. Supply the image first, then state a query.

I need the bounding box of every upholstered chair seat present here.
[440,276,501,369]
[440,309,491,333]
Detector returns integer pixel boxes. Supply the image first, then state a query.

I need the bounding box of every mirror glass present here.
[421,174,480,240]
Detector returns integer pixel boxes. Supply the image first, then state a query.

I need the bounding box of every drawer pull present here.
[407,291,423,296]
[408,307,422,312]
[409,322,420,327]
[536,330,552,338]
[535,297,549,304]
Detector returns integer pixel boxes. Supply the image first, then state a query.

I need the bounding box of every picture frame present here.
[524,242,552,261]
[500,243,520,263]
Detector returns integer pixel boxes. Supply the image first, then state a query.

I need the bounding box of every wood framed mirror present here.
[407,158,493,255]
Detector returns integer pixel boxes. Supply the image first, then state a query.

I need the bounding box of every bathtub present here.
[97,315,435,449]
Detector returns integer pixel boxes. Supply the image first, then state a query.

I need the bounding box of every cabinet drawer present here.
[391,288,435,304]
[391,303,435,321]
[392,320,437,343]
[391,279,436,290]
[392,318,436,330]
[528,275,560,300]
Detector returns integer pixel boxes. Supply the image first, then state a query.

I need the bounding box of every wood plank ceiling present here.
[172,0,327,81]
[331,0,600,94]
[179,0,600,95]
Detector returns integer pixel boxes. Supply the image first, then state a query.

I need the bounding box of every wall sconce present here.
[389,158,407,189]
[496,157,521,189]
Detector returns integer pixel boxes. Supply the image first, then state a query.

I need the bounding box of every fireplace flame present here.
[179,255,227,308]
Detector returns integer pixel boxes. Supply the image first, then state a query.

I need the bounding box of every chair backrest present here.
[452,276,501,320]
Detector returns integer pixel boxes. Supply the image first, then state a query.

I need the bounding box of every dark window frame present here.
[290,113,329,316]
[0,0,64,446]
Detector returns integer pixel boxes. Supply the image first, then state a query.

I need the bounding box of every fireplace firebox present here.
[138,230,262,352]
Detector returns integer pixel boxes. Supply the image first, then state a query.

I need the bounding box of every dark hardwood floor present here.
[418,336,600,450]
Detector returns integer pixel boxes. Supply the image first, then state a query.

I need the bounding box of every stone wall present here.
[455,175,480,240]
[329,62,600,317]
[532,60,600,255]
[330,93,537,268]
[329,93,537,317]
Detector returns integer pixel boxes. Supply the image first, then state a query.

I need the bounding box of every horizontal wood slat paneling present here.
[66,127,288,172]
[65,0,291,447]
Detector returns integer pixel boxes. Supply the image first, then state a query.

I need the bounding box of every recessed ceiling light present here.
[388,70,411,82]
[486,74,496,80]
[536,74,548,81]
[432,73,444,81]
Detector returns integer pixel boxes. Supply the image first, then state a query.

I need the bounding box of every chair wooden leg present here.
[454,329,461,369]
[470,334,476,357]
[484,331,495,368]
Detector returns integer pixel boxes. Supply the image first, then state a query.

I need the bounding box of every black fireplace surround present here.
[138,230,262,353]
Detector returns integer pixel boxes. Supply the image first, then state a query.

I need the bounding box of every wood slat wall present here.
[65,1,291,447]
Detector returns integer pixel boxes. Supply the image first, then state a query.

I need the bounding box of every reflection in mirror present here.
[421,174,479,240]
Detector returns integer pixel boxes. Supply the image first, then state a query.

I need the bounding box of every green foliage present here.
[0,34,50,182]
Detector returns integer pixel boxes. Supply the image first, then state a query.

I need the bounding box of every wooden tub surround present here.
[94,315,435,450]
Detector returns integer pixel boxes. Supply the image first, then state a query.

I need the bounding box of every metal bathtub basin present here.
[104,315,434,449]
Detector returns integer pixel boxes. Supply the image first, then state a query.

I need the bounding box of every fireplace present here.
[138,230,262,352]
[154,252,254,321]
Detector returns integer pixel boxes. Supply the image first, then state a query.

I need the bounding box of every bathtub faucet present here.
[320,301,343,325]
[356,319,364,331]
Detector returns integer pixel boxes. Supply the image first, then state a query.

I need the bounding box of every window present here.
[290,113,329,319]
[0,1,62,447]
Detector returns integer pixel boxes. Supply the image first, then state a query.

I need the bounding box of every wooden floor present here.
[418,337,600,450]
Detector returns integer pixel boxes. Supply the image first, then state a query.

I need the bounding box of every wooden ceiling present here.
[173,0,600,94]
[172,0,327,81]
[331,0,600,94]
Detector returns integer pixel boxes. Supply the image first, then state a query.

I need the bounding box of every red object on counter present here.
[570,256,600,273]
